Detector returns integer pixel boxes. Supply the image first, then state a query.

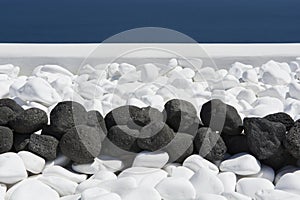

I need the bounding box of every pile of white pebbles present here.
[1,58,300,200]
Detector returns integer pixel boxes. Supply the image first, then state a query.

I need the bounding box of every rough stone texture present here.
[60,125,102,164]
[41,125,64,140]
[0,98,24,114]
[132,106,165,127]
[107,125,141,153]
[28,134,59,160]
[0,126,13,153]
[86,110,108,137]
[0,106,16,126]
[222,135,250,155]
[137,121,175,152]
[105,105,141,131]
[164,99,200,136]
[200,99,243,135]
[50,101,87,134]
[284,121,300,159]
[13,133,30,152]
[194,127,227,161]
[244,117,286,160]
[264,112,294,131]
[162,132,194,163]
[9,108,48,134]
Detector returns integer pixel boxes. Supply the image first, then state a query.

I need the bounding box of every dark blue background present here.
[0,0,300,43]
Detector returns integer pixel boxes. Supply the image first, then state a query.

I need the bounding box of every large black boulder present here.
[0,106,16,126]
[9,108,48,134]
[60,125,102,164]
[28,134,59,160]
[133,106,165,127]
[284,121,300,159]
[244,117,286,160]
[222,135,250,155]
[137,121,175,152]
[194,127,227,161]
[0,126,13,153]
[200,99,243,135]
[86,110,108,137]
[13,133,30,152]
[264,112,294,131]
[0,98,24,114]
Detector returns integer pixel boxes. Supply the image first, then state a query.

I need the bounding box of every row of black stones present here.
[0,98,299,170]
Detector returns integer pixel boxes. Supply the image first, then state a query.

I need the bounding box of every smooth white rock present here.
[242,69,259,83]
[43,165,87,183]
[93,193,121,200]
[181,68,196,79]
[217,172,236,192]
[229,62,253,79]
[163,163,181,175]
[219,153,261,175]
[290,61,300,72]
[193,67,218,82]
[0,184,6,200]
[81,187,109,200]
[183,154,219,174]
[8,179,59,200]
[274,166,300,184]
[107,63,120,77]
[46,154,71,167]
[123,187,161,200]
[59,194,81,200]
[0,153,27,184]
[97,177,138,197]
[0,64,20,77]
[18,151,45,174]
[196,194,227,200]
[236,177,274,198]
[75,179,103,193]
[32,65,73,80]
[190,168,224,196]
[156,177,196,200]
[261,60,291,85]
[275,173,300,195]
[97,156,124,172]
[168,58,178,67]
[289,81,300,100]
[140,63,159,83]
[222,192,252,200]
[90,170,117,182]
[250,164,275,182]
[236,89,256,104]
[118,63,136,75]
[171,166,194,179]
[132,151,169,168]
[39,175,77,196]
[72,159,102,175]
[258,86,287,101]
[256,189,300,200]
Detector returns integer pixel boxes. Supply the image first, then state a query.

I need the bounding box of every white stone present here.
[258,86,288,101]
[190,168,224,196]
[171,166,194,179]
[181,68,196,79]
[132,151,169,168]
[18,151,45,174]
[217,172,236,192]
[107,63,120,77]
[163,163,181,175]
[274,165,300,184]
[90,170,117,182]
[77,81,104,100]
[261,60,291,85]
[39,175,78,196]
[236,177,274,198]
[0,153,27,184]
[59,194,81,200]
[119,63,136,75]
[275,173,300,195]
[72,159,102,175]
[183,154,219,174]
[8,179,59,200]
[75,179,103,193]
[236,89,256,104]
[229,62,253,79]
[250,164,275,182]
[140,63,159,83]
[193,67,218,82]
[123,187,161,200]
[196,194,227,200]
[43,165,87,183]
[242,69,259,83]
[222,192,252,200]
[94,193,121,200]
[289,81,300,100]
[168,58,178,67]
[219,153,261,175]
[81,187,109,200]
[0,184,6,200]
[0,64,20,77]
[255,189,300,200]
[97,156,124,172]
[156,177,196,200]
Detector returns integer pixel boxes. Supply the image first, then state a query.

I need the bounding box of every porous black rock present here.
[13,133,30,152]
[9,108,48,134]
[0,98,24,114]
[137,121,175,152]
[0,126,13,153]
[107,125,141,153]
[264,112,294,131]
[41,125,64,140]
[162,132,194,163]
[60,125,102,164]
[104,105,140,131]
[50,101,87,134]
[164,99,199,136]
[200,99,243,135]
[28,134,59,160]
[222,135,250,155]
[284,121,300,159]
[0,106,16,126]
[86,110,108,136]
[194,127,227,161]
[244,117,286,160]
[132,106,165,127]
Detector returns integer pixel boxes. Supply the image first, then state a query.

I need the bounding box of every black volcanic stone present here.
[244,117,286,160]
[50,101,87,134]
[264,112,294,131]
[86,110,108,136]
[28,134,59,160]
[162,132,194,163]
[262,145,296,170]
[137,121,175,152]
[133,106,165,127]
[13,133,30,152]
[107,125,141,153]
[0,98,24,114]
[200,99,243,135]
[284,121,300,159]
[164,99,199,136]
[60,125,102,164]
[222,135,250,155]
[194,127,227,161]
[0,106,16,126]
[104,105,140,131]
[9,108,48,134]
[0,126,13,153]
[41,125,64,140]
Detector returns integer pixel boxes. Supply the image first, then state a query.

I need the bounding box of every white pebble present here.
[275,173,300,195]
[81,187,109,200]
[255,189,300,200]
[0,184,6,200]
[140,63,159,83]
[18,151,45,174]
[242,69,258,83]
[236,177,274,198]
[43,165,87,183]
[132,151,169,168]
[196,194,227,200]
[183,154,219,174]
[171,166,194,179]
[217,172,236,192]
[39,175,78,196]
[222,192,251,200]
[123,187,161,200]
[59,194,81,200]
